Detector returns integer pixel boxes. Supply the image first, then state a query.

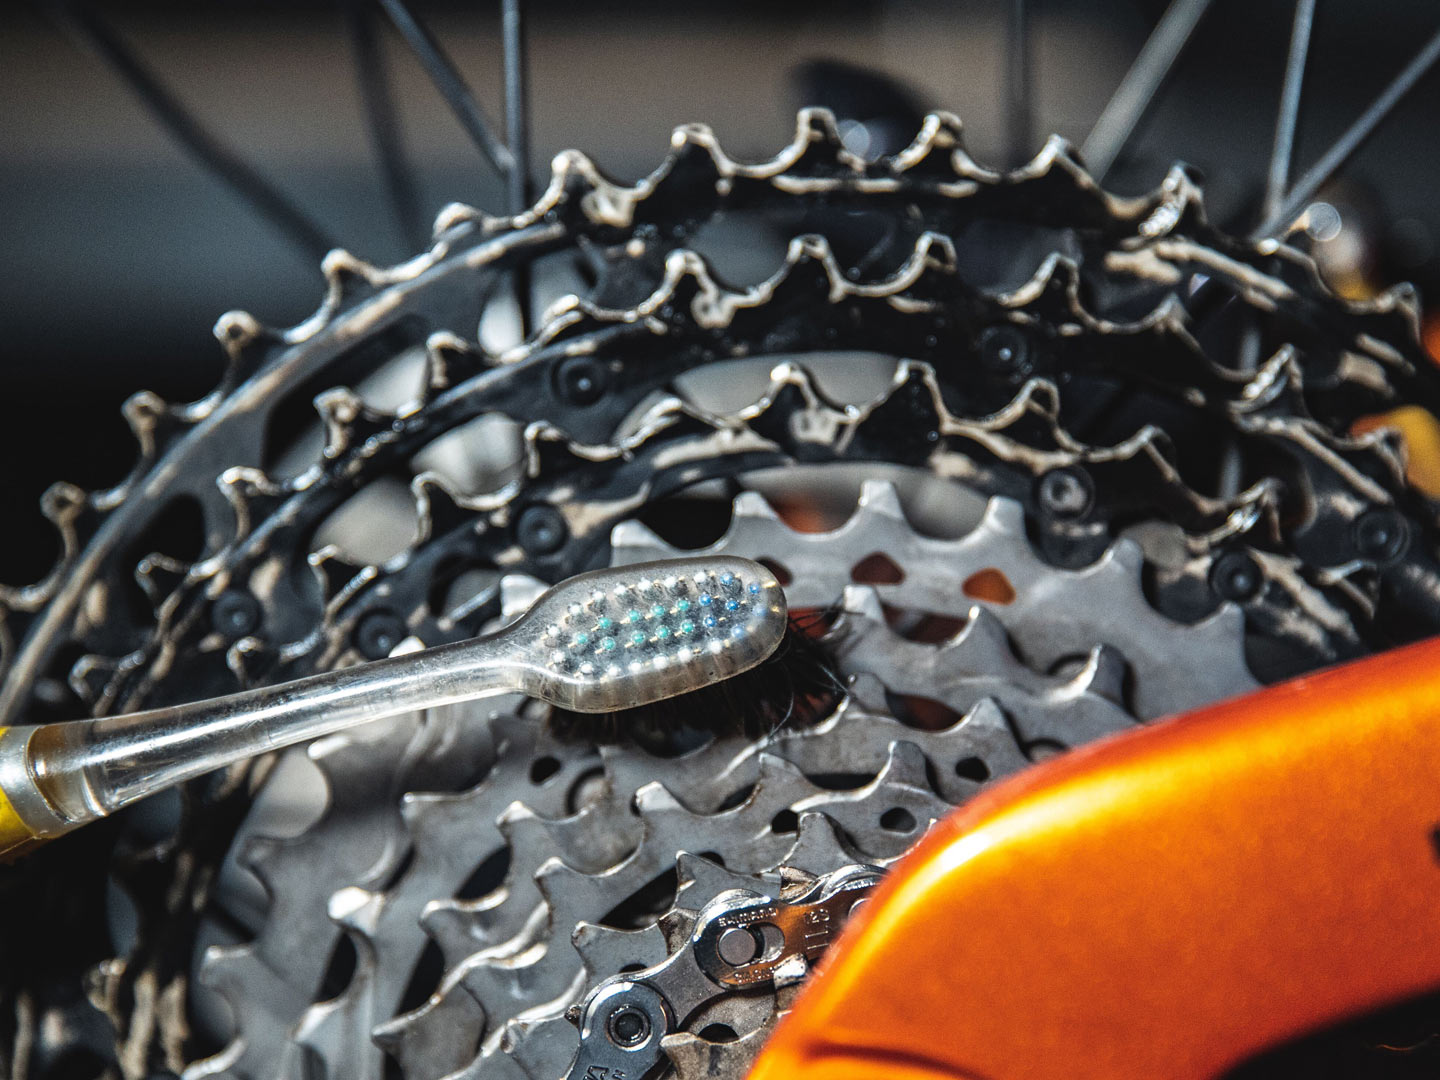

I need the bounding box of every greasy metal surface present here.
[6,106,1440,1079]
[183,486,1144,1080]
[614,479,1253,720]
[566,865,880,1080]
[747,635,1440,1080]
[692,866,881,988]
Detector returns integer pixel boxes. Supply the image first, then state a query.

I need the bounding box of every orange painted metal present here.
[747,635,1440,1080]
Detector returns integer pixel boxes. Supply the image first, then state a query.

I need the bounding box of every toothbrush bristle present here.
[515,558,788,712]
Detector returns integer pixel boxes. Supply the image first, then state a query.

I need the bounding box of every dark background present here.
[3,0,1439,584]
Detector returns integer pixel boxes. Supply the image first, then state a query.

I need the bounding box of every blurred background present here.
[2,0,1439,585]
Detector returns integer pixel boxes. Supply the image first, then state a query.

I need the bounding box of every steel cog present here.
[5,108,1440,1080]
[188,477,1173,1080]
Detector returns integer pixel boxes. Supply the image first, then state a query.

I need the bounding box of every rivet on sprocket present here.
[1210,550,1262,602]
[516,504,569,556]
[354,609,407,660]
[1036,467,1094,520]
[211,590,261,639]
[1353,508,1407,562]
[555,356,608,406]
[978,324,1031,372]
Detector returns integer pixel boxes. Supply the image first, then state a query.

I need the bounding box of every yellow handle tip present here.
[0,726,45,860]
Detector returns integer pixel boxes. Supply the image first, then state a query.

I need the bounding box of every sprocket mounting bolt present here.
[517,504,569,556]
[555,356,608,405]
[1210,551,1262,602]
[354,609,407,660]
[1037,467,1094,519]
[978,324,1030,372]
[211,590,261,639]
[1354,508,1407,562]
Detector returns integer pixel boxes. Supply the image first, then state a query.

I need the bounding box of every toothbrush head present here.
[508,557,788,713]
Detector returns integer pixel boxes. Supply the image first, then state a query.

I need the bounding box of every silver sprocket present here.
[190,478,1172,1080]
[6,107,1440,1080]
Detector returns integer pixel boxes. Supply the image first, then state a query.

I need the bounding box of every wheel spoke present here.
[1004,0,1032,169]
[502,0,532,336]
[502,0,531,215]
[346,0,427,253]
[1081,0,1215,181]
[378,0,515,179]
[1263,0,1316,223]
[52,1,338,262]
[1255,25,1440,239]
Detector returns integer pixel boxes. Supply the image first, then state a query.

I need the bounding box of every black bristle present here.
[547,609,845,750]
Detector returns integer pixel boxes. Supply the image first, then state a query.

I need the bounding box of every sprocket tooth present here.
[792,742,947,862]
[838,584,886,622]
[542,148,633,230]
[500,1013,582,1080]
[675,851,778,907]
[224,636,274,688]
[121,389,187,464]
[1013,132,1086,185]
[571,920,670,977]
[418,844,550,968]
[134,552,190,611]
[316,386,396,462]
[731,490,783,522]
[68,653,117,707]
[1103,534,1146,579]
[1237,345,1307,415]
[757,359,857,425]
[1071,645,1129,706]
[213,308,276,385]
[1373,279,1423,339]
[40,480,87,551]
[976,493,1028,541]
[782,106,865,175]
[656,906,700,951]
[855,477,907,521]
[500,793,640,880]
[669,120,724,160]
[431,199,488,236]
[1145,162,1209,237]
[661,1006,791,1080]
[372,979,486,1080]
[321,249,388,309]
[422,331,496,397]
[412,473,479,544]
[780,811,865,874]
[217,466,292,542]
[291,888,385,1080]
[0,482,86,627]
[368,979,486,1080]
[879,230,963,299]
[494,574,546,624]
[890,110,995,184]
[632,780,687,818]
[999,250,1082,317]
[607,517,678,560]
[598,734,754,816]
[946,606,1025,674]
[307,544,373,606]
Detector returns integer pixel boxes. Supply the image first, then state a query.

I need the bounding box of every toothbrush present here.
[0,556,786,857]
